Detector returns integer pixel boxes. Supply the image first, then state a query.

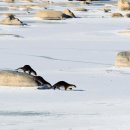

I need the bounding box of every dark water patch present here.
[71,89,85,91]
[0,111,50,117]
[37,88,85,91]
[106,69,130,75]
[0,34,24,38]
[0,110,99,117]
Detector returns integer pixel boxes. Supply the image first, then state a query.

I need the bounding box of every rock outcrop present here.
[35,9,75,20]
[111,13,123,17]
[0,70,39,87]
[63,9,76,18]
[74,8,87,11]
[118,0,130,10]
[0,14,24,25]
[115,51,130,67]
[3,0,14,3]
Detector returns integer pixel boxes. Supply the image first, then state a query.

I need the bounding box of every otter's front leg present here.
[29,70,31,75]
[65,86,68,90]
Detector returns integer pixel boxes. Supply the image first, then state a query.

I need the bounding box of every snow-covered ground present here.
[0,0,130,130]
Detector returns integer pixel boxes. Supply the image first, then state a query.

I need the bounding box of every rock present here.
[63,9,76,18]
[118,0,130,10]
[74,7,87,11]
[0,70,39,87]
[0,14,24,25]
[115,51,130,67]
[104,8,111,13]
[111,13,123,17]
[118,29,130,34]
[4,0,14,3]
[35,10,63,20]
[35,9,75,20]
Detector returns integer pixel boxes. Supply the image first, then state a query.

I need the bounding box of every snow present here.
[0,0,130,130]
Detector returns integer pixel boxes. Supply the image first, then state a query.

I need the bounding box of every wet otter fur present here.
[8,14,15,20]
[16,65,37,76]
[6,14,24,25]
[34,76,52,89]
[53,81,76,90]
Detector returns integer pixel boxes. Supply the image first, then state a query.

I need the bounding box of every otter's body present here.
[16,65,37,75]
[53,81,76,90]
[34,76,52,89]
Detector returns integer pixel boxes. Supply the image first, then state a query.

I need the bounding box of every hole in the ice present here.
[0,34,24,38]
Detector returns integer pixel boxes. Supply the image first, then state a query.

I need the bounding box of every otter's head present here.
[8,14,15,20]
[73,85,76,88]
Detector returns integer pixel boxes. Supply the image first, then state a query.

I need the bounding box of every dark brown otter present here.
[34,76,52,89]
[7,14,25,25]
[8,14,15,20]
[16,65,37,75]
[53,81,76,90]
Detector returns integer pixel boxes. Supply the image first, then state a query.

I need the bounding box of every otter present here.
[8,14,16,20]
[34,76,52,89]
[53,81,76,90]
[8,14,24,24]
[16,65,37,75]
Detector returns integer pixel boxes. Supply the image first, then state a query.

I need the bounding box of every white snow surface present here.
[0,0,130,130]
